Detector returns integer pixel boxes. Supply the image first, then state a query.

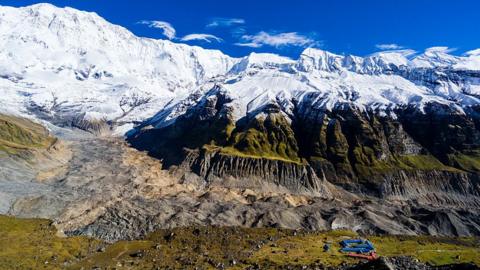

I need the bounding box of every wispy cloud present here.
[180,33,222,43]
[234,42,262,48]
[138,20,176,40]
[375,43,404,50]
[235,31,318,48]
[425,46,456,54]
[231,26,247,37]
[206,17,245,28]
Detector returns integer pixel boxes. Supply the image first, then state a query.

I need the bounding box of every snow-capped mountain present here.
[0,3,236,133]
[1,3,480,134]
[152,47,480,129]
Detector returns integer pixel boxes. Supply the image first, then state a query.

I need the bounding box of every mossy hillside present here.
[324,119,354,177]
[294,108,406,182]
[0,114,55,155]
[129,108,236,167]
[306,108,471,181]
[208,146,305,165]
[352,151,461,180]
[0,215,100,270]
[132,107,304,165]
[397,155,463,172]
[226,113,301,163]
[448,153,480,173]
[293,112,330,159]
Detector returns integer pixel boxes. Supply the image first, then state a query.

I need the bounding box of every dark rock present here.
[128,250,144,258]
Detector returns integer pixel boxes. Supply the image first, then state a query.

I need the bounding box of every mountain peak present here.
[229,53,293,73]
[298,48,343,72]
[22,2,58,11]
[411,47,460,68]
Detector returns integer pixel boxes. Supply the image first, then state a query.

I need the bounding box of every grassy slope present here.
[0,215,478,270]
[0,114,55,155]
[201,113,303,164]
[0,215,100,270]
[449,152,480,172]
[252,231,480,268]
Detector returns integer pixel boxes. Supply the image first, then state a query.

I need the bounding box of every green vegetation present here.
[371,235,480,266]
[73,227,286,270]
[448,153,480,173]
[0,215,100,270]
[353,153,460,179]
[227,114,300,163]
[0,114,55,155]
[249,230,360,267]
[204,145,305,165]
[0,215,478,269]
[252,230,480,267]
[195,114,480,178]
[199,113,303,164]
[397,155,458,171]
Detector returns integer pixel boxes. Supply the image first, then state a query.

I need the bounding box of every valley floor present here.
[1,135,479,241]
[0,215,479,269]
[0,127,479,239]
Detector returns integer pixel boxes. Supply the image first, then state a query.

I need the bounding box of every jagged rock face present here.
[292,101,480,198]
[129,93,480,205]
[129,88,235,166]
[397,104,480,162]
[182,149,326,193]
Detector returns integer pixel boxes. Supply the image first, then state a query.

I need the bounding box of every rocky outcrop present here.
[69,115,111,135]
[181,149,331,195]
[378,170,480,206]
[27,101,112,135]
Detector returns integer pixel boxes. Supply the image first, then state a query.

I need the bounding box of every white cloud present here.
[425,46,456,54]
[234,42,262,48]
[181,33,222,43]
[138,20,176,40]
[375,43,404,50]
[207,18,245,28]
[236,31,317,48]
[138,21,224,43]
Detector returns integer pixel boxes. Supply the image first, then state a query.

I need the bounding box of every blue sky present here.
[1,0,479,58]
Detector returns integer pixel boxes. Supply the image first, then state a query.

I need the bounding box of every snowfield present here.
[1,3,480,134]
